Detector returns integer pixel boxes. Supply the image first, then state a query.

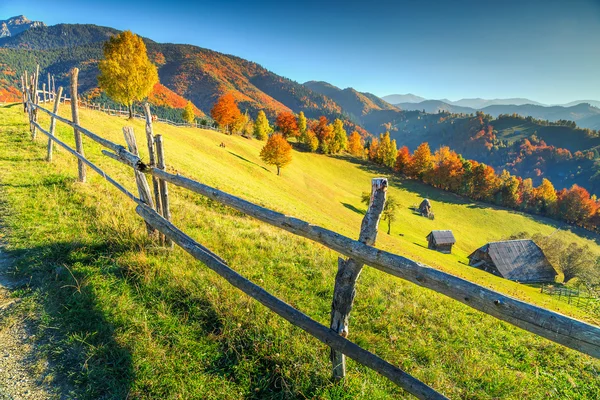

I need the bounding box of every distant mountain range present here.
[382,93,600,109]
[0,15,45,38]
[393,100,600,130]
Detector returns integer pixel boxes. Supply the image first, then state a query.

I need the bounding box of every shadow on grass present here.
[5,240,134,399]
[342,202,364,215]
[227,151,269,171]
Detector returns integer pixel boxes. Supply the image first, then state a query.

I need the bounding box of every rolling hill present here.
[1,103,599,399]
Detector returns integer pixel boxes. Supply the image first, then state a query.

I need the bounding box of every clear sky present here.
[2,0,599,104]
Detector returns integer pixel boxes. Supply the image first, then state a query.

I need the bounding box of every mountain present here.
[381,93,426,104]
[396,100,475,114]
[450,97,545,108]
[303,81,398,120]
[0,15,45,38]
[559,100,600,108]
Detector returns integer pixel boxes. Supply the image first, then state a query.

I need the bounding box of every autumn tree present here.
[254,110,271,140]
[231,110,249,134]
[533,178,557,215]
[559,243,597,283]
[429,147,464,192]
[407,142,434,179]
[348,131,364,157]
[98,30,158,119]
[300,129,319,152]
[376,132,397,168]
[519,178,535,211]
[260,133,292,175]
[557,185,597,225]
[276,111,299,139]
[182,101,195,124]
[211,93,242,132]
[329,119,348,154]
[368,138,380,162]
[497,170,520,208]
[394,146,412,175]
[471,162,498,201]
[318,124,334,153]
[297,111,307,135]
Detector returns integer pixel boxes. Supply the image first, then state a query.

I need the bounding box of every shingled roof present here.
[468,239,557,282]
[426,230,456,245]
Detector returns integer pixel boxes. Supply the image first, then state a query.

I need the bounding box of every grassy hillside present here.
[1,104,599,399]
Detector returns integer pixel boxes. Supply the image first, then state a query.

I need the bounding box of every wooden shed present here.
[426,230,456,254]
[467,239,557,283]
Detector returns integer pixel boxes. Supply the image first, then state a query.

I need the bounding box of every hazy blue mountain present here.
[450,98,546,108]
[381,93,426,104]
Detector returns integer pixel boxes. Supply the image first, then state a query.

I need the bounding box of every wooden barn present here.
[467,239,557,283]
[426,230,456,254]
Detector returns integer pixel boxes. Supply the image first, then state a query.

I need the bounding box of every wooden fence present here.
[19,66,600,399]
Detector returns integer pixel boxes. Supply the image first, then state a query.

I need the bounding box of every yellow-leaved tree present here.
[98,30,158,119]
[182,101,195,124]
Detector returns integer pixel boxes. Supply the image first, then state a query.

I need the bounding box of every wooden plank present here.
[155,135,172,247]
[134,202,446,400]
[123,127,156,236]
[30,103,143,169]
[46,86,63,162]
[330,178,387,380]
[145,168,600,359]
[31,120,139,202]
[70,68,86,183]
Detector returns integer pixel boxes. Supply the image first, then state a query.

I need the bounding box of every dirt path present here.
[0,248,56,399]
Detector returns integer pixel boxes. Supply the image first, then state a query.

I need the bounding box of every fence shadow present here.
[3,240,134,399]
[341,202,365,215]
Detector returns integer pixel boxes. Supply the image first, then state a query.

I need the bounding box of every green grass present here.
[0,103,599,399]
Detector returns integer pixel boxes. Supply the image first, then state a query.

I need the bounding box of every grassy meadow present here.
[0,103,599,399]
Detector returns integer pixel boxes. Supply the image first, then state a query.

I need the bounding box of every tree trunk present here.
[387,219,391,235]
[277,166,281,176]
[128,103,134,120]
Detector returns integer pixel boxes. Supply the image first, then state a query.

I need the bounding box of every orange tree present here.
[211,93,242,132]
[275,111,299,139]
[260,134,293,175]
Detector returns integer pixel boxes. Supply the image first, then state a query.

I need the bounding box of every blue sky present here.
[2,0,599,104]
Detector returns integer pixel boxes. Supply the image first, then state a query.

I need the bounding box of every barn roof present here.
[426,230,456,245]
[468,239,557,281]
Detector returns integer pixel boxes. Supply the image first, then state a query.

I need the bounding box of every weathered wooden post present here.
[47,73,51,101]
[143,103,163,215]
[70,68,86,183]
[31,65,40,140]
[155,134,173,248]
[20,74,27,112]
[46,87,63,162]
[51,75,55,98]
[123,127,157,236]
[329,178,387,381]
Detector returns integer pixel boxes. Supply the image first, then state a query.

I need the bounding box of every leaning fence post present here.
[47,87,63,162]
[155,134,173,248]
[20,73,27,112]
[31,65,40,140]
[123,127,157,237]
[70,68,87,183]
[329,178,387,381]
[143,103,163,216]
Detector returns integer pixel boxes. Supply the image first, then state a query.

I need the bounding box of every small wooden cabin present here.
[467,239,557,283]
[426,230,456,254]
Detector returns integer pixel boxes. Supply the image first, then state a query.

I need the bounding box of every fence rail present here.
[19,67,600,399]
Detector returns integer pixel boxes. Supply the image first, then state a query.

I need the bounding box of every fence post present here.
[155,134,173,248]
[143,103,163,216]
[31,65,40,140]
[329,178,387,381]
[123,127,157,237]
[21,73,27,112]
[47,73,51,101]
[51,75,55,98]
[70,68,87,183]
[46,87,64,162]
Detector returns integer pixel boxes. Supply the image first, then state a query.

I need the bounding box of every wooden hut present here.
[426,230,456,254]
[467,239,557,283]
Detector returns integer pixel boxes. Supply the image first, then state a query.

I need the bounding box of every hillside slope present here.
[1,104,599,399]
